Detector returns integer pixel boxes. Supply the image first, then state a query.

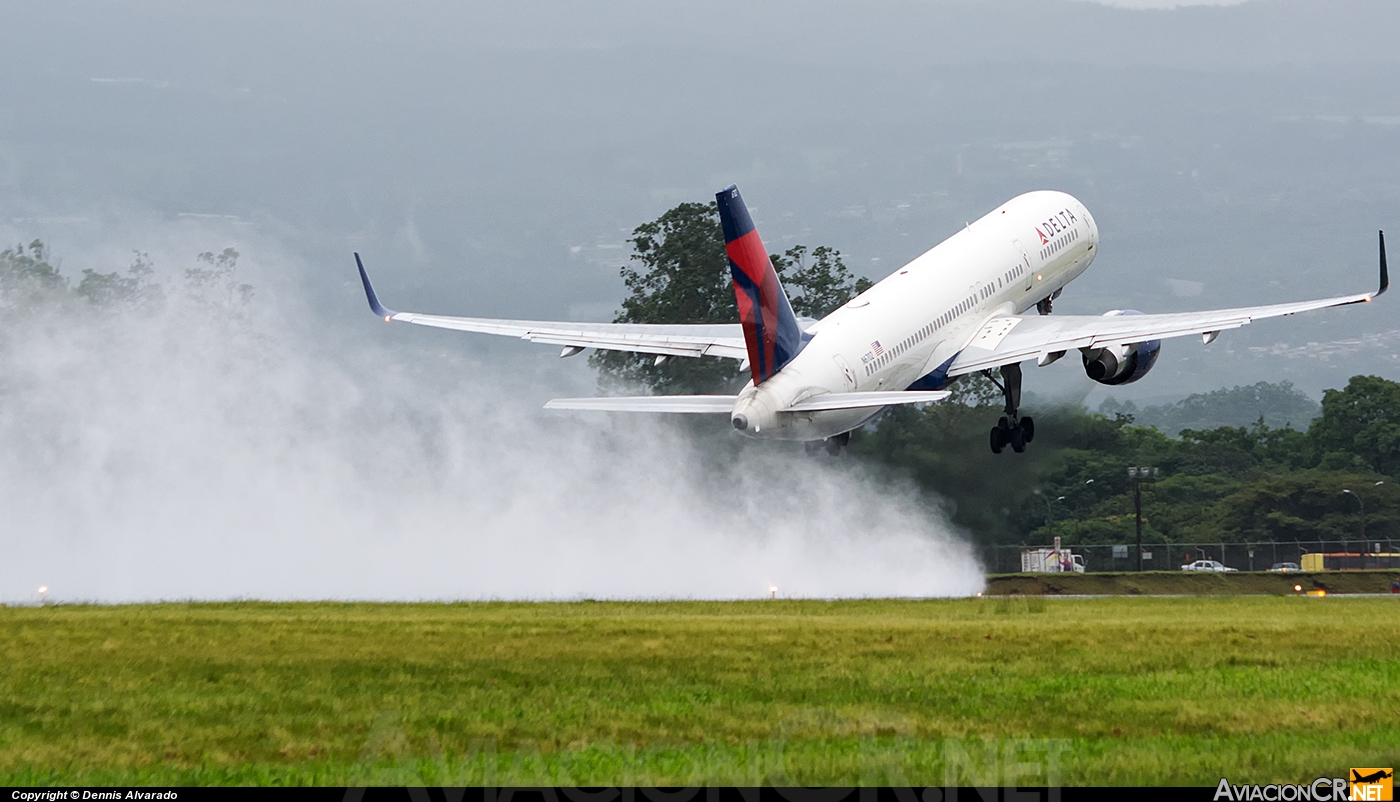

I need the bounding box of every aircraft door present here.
[1012,239,1033,290]
[833,354,857,391]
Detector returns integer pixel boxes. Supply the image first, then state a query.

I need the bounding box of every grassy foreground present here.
[0,597,1396,786]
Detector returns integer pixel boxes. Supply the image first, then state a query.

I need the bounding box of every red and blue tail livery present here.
[716,184,803,385]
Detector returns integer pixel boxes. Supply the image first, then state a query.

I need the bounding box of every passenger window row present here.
[1039,228,1080,262]
[863,284,984,377]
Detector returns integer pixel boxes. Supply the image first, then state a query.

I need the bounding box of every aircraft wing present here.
[946,231,1388,377]
[356,255,748,360]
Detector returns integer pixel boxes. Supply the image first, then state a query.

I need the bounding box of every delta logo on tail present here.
[715,184,803,385]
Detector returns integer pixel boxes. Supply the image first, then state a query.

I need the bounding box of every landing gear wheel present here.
[988,363,1034,455]
[804,441,822,456]
[824,431,851,457]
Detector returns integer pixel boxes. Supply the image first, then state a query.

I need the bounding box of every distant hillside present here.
[1099,381,1321,435]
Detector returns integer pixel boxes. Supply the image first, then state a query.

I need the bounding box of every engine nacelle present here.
[1081,310,1161,386]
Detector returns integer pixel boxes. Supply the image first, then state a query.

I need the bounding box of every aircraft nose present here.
[731,413,748,431]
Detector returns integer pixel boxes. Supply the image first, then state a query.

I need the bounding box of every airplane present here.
[1352,770,1393,784]
[355,185,1387,455]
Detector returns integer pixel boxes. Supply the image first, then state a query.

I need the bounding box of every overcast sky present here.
[1089,0,1249,7]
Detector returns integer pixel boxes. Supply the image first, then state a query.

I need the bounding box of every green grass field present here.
[1,597,1396,786]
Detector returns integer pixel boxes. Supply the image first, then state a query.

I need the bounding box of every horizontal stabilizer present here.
[544,395,737,413]
[544,390,950,414]
[783,391,950,412]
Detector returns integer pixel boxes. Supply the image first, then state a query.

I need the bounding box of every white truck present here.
[1021,538,1086,573]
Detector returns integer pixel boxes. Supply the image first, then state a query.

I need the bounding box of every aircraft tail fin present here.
[716,184,803,385]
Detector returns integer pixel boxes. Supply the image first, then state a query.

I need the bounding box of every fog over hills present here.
[2,0,1398,399]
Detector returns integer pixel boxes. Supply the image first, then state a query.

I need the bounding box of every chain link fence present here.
[981,538,1400,574]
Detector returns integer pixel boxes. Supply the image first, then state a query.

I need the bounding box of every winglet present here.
[1378,230,1389,297]
[355,253,397,319]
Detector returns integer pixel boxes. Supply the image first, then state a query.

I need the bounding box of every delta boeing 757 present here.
[356,186,1387,455]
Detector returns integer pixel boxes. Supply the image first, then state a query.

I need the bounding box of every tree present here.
[0,241,249,327]
[185,248,253,316]
[76,251,165,311]
[1309,375,1400,475]
[590,202,738,394]
[592,201,868,394]
[0,240,69,314]
[770,245,872,318]
[1109,380,1321,436]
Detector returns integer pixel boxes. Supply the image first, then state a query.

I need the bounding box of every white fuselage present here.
[731,190,1099,440]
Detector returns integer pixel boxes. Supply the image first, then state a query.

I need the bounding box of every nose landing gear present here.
[987,363,1035,454]
[1036,288,1061,316]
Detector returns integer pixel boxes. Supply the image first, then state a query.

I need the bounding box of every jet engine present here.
[1081,310,1161,386]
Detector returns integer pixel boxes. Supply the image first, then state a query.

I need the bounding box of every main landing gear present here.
[987,363,1034,454]
[805,431,851,457]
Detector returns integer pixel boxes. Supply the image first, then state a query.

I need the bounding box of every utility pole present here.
[1034,489,1058,543]
[1129,466,1158,571]
[1342,489,1365,553]
[1341,482,1383,558]
[1076,479,1094,540]
[1134,476,1142,571]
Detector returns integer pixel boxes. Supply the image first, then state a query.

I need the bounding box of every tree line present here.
[0,240,250,320]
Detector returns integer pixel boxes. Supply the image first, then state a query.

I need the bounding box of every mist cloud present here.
[0,229,983,603]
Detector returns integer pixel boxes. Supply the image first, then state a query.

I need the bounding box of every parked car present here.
[1268,562,1302,572]
[1181,559,1237,572]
